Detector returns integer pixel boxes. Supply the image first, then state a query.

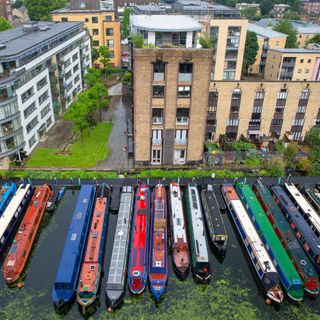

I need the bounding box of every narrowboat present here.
[254,181,319,297]
[128,184,150,295]
[236,183,304,302]
[110,185,121,211]
[0,183,17,217]
[169,182,190,279]
[149,184,168,300]
[4,185,53,284]
[221,185,283,304]
[284,183,320,239]
[201,185,228,255]
[300,186,320,213]
[0,184,33,255]
[212,185,227,213]
[270,186,320,272]
[185,184,211,283]
[105,186,134,310]
[52,185,96,309]
[77,184,111,311]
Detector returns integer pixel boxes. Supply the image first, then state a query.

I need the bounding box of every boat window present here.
[76,212,82,219]
[83,198,88,203]
[10,244,17,254]
[93,231,98,238]
[96,212,101,217]
[90,265,95,270]
[71,233,77,241]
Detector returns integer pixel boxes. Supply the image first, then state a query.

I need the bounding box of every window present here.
[36,77,47,91]
[38,90,49,105]
[152,129,162,144]
[106,28,114,36]
[92,29,99,35]
[305,69,309,73]
[297,105,307,113]
[21,87,34,103]
[107,39,114,48]
[151,149,161,164]
[223,70,235,80]
[232,89,242,99]
[276,41,279,46]
[61,17,68,22]
[176,108,189,125]
[293,118,304,126]
[85,18,89,22]
[278,88,287,99]
[92,17,98,23]
[271,119,283,126]
[179,63,193,81]
[28,134,36,148]
[80,1,86,8]
[109,51,114,58]
[298,69,302,73]
[74,74,80,84]
[46,116,53,128]
[308,59,312,63]
[152,108,163,124]
[153,61,165,81]
[153,86,164,98]
[92,40,99,47]
[73,64,79,73]
[175,129,188,144]
[300,89,310,100]
[26,116,38,133]
[65,70,72,80]
[227,118,239,126]
[300,59,304,63]
[177,85,191,98]
[41,103,51,119]
[24,102,36,119]
[255,90,264,100]
[106,15,112,22]
[253,106,262,113]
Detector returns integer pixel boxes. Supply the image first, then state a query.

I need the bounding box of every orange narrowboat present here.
[4,184,53,284]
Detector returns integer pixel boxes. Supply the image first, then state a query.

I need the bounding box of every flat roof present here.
[269,48,320,54]
[248,23,287,39]
[131,14,202,32]
[0,21,83,57]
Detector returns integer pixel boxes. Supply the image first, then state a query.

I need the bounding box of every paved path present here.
[96,84,133,170]
[108,82,122,96]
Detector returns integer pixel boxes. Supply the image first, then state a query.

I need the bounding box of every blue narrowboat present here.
[0,184,33,255]
[52,185,96,309]
[0,183,17,217]
[270,185,320,272]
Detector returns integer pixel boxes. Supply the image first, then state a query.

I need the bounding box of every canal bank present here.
[0,178,319,319]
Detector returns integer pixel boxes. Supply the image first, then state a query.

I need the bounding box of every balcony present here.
[152,117,163,125]
[153,72,164,81]
[178,73,192,82]
[175,138,187,145]
[176,117,189,125]
[152,137,162,145]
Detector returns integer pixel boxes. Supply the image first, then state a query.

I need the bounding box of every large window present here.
[153,85,164,98]
[24,102,36,119]
[107,39,114,48]
[36,76,47,91]
[41,103,51,119]
[26,116,38,133]
[92,29,99,35]
[21,87,34,103]
[177,85,191,98]
[278,88,288,99]
[179,63,193,81]
[175,129,188,144]
[38,90,49,105]
[92,17,98,23]
[106,28,114,36]
[176,108,189,125]
[153,61,165,81]
[151,149,162,164]
[152,108,163,124]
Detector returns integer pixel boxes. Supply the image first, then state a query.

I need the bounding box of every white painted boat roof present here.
[285,183,320,235]
[107,186,134,287]
[169,183,187,245]
[187,185,209,262]
[230,198,277,273]
[0,184,31,240]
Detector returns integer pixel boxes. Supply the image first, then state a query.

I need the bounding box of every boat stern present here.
[304,278,319,297]
[150,283,166,301]
[267,286,284,304]
[129,275,146,295]
[105,289,124,309]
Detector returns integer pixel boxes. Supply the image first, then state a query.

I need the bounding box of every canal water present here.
[0,186,319,320]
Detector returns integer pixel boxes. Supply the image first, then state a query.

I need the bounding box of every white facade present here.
[0,22,91,159]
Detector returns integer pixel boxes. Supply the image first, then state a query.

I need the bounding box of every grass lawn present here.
[26,123,113,168]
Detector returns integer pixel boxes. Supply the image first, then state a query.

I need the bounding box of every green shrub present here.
[244,155,261,167]
[230,141,256,151]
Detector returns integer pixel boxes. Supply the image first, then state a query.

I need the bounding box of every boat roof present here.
[227,190,277,273]
[304,187,320,210]
[169,183,188,244]
[271,185,320,254]
[285,183,320,236]
[0,184,31,238]
[107,186,134,287]
[254,182,317,277]
[54,185,95,284]
[187,184,209,262]
[202,186,226,235]
[236,183,302,284]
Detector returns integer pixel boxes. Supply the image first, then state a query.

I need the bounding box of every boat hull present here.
[106,289,125,309]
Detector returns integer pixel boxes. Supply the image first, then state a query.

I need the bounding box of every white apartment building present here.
[0,21,91,159]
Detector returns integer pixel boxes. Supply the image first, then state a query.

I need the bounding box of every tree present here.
[241,7,258,20]
[305,127,320,175]
[64,100,90,135]
[307,33,320,45]
[24,0,67,21]
[98,45,111,69]
[242,31,259,75]
[0,17,12,32]
[199,33,215,48]
[87,83,109,122]
[123,8,132,39]
[283,10,300,20]
[260,0,273,16]
[273,19,297,48]
[131,34,144,48]
[284,142,298,169]
[11,0,24,9]
[263,156,286,177]
[84,68,102,88]
[287,0,301,12]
